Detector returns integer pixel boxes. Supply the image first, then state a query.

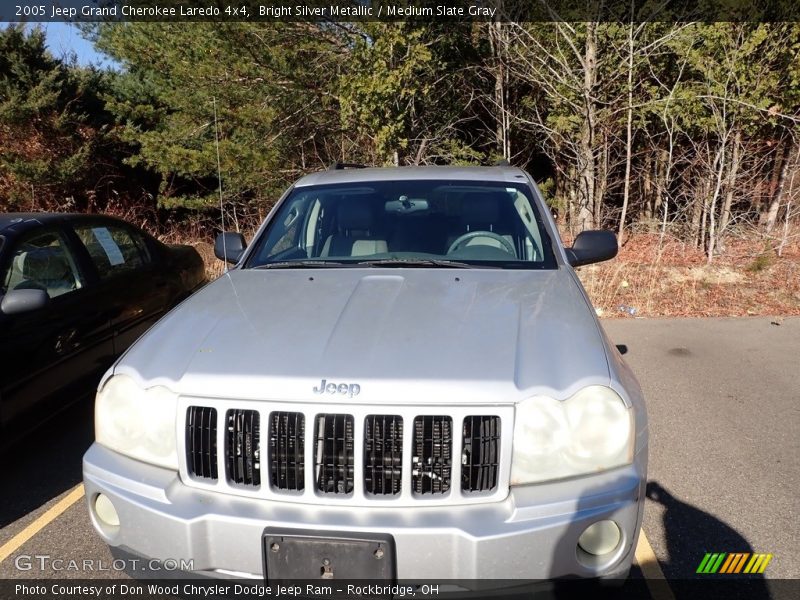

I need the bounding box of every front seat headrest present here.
[460,193,503,226]
[22,247,70,280]
[338,198,375,232]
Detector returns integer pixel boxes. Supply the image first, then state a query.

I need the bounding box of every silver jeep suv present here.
[83,165,647,585]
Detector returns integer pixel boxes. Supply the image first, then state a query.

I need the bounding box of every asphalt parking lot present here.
[603,316,799,582]
[0,316,797,598]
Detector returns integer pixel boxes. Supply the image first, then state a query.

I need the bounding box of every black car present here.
[0,213,205,441]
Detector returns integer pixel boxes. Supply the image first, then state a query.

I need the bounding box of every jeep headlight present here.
[511,386,633,485]
[95,374,179,470]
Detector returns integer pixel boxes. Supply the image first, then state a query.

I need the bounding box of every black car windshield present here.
[245,180,557,269]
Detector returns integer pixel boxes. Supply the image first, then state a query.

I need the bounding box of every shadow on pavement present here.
[0,395,94,530]
[540,477,780,600]
[645,480,775,600]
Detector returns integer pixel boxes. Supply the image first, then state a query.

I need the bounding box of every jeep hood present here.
[114,269,611,405]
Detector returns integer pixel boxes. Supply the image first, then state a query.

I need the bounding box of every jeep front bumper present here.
[82,443,647,583]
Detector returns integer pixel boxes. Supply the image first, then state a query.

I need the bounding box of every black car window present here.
[2,230,84,298]
[74,224,149,280]
[128,229,153,262]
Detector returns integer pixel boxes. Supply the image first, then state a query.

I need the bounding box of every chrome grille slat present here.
[461,415,501,493]
[269,411,305,491]
[314,413,354,494]
[412,415,452,495]
[226,409,260,486]
[186,406,218,480]
[364,415,404,496]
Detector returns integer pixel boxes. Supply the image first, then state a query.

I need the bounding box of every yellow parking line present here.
[0,483,85,564]
[635,528,676,600]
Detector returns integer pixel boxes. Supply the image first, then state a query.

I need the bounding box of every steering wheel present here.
[447,231,516,257]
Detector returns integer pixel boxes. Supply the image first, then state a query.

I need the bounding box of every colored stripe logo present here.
[697,553,773,574]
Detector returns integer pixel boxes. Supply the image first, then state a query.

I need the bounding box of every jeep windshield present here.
[245,180,557,269]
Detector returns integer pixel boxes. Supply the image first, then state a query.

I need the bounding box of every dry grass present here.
[577,231,800,318]
[192,241,226,280]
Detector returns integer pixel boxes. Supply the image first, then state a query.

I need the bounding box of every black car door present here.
[70,220,172,356]
[0,225,114,433]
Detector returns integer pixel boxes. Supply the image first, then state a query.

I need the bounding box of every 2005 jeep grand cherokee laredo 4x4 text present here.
[83,165,648,586]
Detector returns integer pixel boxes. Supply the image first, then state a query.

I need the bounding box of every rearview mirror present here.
[385,197,429,214]
[1,288,49,315]
[214,232,246,264]
[566,230,618,267]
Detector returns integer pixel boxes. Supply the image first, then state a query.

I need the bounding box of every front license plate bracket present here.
[263,527,395,582]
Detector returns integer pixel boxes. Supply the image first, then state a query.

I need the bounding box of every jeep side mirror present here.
[566,230,618,267]
[1,288,49,315]
[214,232,247,264]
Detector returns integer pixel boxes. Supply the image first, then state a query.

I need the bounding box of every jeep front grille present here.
[364,415,403,495]
[182,402,511,506]
[226,409,260,486]
[314,414,355,494]
[269,411,304,491]
[186,406,218,480]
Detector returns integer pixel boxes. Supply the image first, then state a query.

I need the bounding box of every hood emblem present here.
[313,379,361,398]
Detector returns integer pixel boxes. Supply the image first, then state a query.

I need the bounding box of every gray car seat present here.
[321,199,388,258]
[448,192,516,254]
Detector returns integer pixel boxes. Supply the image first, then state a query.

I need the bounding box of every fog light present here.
[578,520,620,556]
[94,494,120,527]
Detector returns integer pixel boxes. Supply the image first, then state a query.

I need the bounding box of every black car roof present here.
[0,212,122,235]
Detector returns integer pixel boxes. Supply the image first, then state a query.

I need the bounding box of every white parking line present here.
[0,484,85,564]
[636,529,676,600]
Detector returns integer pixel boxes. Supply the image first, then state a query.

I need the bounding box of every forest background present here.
[1,20,799,316]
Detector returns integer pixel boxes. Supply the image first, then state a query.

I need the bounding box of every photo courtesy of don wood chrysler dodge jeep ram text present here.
[82,165,648,586]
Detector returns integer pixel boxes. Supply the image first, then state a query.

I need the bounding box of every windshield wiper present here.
[254,258,497,269]
[251,260,349,269]
[356,258,492,269]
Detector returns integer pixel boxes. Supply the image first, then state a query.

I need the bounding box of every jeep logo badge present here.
[313,379,361,398]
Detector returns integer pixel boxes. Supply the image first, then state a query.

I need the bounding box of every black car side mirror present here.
[566,230,618,267]
[1,288,49,315]
[214,232,247,264]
